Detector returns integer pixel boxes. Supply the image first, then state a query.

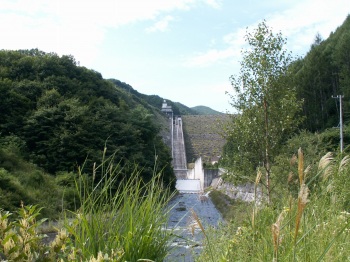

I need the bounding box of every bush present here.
[0,135,29,172]
[0,168,34,212]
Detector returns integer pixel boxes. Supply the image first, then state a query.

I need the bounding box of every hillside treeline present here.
[0,49,175,214]
[292,15,350,131]
[221,15,350,184]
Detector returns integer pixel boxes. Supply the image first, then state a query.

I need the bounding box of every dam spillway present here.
[172,116,188,179]
[171,116,201,193]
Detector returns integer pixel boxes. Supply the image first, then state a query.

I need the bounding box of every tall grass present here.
[0,150,176,261]
[64,151,175,261]
[197,148,350,261]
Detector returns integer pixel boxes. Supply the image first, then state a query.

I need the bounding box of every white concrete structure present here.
[175,179,201,193]
[161,100,173,114]
[186,157,204,191]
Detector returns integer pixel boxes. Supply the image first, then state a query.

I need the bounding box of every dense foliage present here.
[0,161,174,261]
[0,49,175,213]
[191,105,223,115]
[222,15,350,184]
[291,15,350,131]
[222,21,303,192]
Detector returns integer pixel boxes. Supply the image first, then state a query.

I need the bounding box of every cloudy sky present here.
[1,0,349,112]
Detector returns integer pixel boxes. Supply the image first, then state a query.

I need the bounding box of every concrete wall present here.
[185,157,204,188]
[217,182,263,203]
[175,179,201,193]
[203,169,219,188]
[194,157,204,190]
[173,116,188,179]
[186,168,194,179]
[186,158,220,190]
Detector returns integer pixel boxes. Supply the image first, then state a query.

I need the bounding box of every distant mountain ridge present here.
[109,79,221,115]
[191,105,223,115]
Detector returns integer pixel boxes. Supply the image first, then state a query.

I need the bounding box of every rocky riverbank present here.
[216,182,263,203]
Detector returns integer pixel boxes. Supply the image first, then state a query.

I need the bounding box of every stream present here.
[165,193,223,262]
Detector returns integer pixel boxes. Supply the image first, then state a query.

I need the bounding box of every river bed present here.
[165,193,223,262]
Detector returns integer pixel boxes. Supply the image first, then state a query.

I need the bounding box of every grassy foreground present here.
[198,149,350,261]
[0,151,175,261]
[2,148,350,261]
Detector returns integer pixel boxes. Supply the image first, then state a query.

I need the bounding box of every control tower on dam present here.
[172,116,188,179]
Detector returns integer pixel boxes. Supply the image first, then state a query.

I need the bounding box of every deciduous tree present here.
[225,21,303,202]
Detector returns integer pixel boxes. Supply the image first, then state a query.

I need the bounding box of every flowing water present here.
[165,193,223,262]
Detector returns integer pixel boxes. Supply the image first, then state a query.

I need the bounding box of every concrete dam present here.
[171,115,201,192]
[161,100,221,193]
[162,101,223,261]
[172,116,188,179]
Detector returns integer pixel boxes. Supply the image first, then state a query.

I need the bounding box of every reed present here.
[189,208,215,262]
[294,148,309,245]
[197,149,350,261]
[64,150,175,261]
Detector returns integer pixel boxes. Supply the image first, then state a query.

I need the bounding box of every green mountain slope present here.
[291,14,350,131]
[109,79,199,115]
[0,49,175,186]
[191,105,224,115]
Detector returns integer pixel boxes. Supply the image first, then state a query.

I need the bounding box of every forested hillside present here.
[200,17,350,261]
[291,15,350,131]
[109,79,199,115]
[191,105,223,115]
[0,49,175,215]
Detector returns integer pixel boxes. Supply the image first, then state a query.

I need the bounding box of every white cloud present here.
[204,0,222,9]
[265,0,350,54]
[183,28,245,67]
[145,15,175,33]
[183,0,349,68]
[183,48,239,67]
[0,0,202,67]
[67,0,198,27]
[0,1,105,65]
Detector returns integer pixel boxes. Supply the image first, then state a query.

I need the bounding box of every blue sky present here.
[1,0,349,113]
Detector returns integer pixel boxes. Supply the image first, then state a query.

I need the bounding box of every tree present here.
[226,21,303,202]
[0,49,176,188]
[311,32,323,49]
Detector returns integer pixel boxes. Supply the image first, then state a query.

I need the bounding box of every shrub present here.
[0,168,34,212]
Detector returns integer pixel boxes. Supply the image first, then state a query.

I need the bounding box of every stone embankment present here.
[214,179,263,203]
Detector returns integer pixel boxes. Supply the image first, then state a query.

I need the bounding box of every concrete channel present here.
[165,193,223,262]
